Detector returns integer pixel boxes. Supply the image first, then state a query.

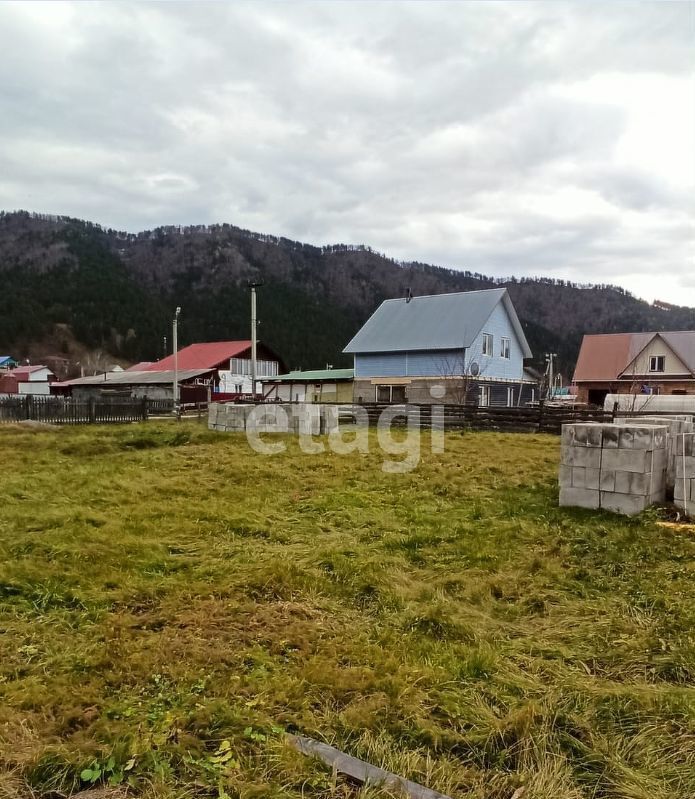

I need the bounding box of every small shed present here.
[263,368,354,403]
[51,368,215,402]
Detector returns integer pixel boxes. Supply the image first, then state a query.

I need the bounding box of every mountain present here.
[1,210,693,378]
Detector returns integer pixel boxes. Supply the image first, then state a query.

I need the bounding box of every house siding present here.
[469,301,525,381]
[354,301,524,382]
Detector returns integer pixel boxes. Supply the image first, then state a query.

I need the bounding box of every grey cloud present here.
[0,1,692,304]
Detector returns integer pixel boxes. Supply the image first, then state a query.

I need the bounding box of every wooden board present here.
[289,735,453,799]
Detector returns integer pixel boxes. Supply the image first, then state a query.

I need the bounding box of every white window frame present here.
[649,355,665,373]
[482,333,493,356]
[479,384,490,407]
[501,337,511,359]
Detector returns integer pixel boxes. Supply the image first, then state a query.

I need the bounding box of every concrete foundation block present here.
[561,445,602,469]
[614,470,653,496]
[600,448,649,473]
[675,455,695,478]
[559,487,600,510]
[600,491,650,516]
[562,423,603,448]
[321,404,340,434]
[600,470,616,492]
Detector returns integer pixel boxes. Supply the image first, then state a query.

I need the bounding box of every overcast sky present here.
[1,2,693,305]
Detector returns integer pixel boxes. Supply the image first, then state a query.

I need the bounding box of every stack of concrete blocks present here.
[674,433,695,515]
[559,423,668,515]
[615,416,694,495]
[208,402,340,435]
[208,402,256,432]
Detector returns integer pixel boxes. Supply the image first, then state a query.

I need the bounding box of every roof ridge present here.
[380,287,505,303]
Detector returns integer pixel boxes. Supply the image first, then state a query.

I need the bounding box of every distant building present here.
[144,340,285,396]
[343,288,537,405]
[573,331,695,406]
[0,356,17,370]
[51,368,214,403]
[262,368,354,403]
[0,365,56,396]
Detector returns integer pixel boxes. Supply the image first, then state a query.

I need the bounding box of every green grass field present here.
[0,421,693,799]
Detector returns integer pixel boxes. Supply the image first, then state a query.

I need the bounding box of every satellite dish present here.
[469,361,480,377]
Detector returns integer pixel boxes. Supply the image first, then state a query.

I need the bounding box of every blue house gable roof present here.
[343,288,532,358]
[0,356,17,368]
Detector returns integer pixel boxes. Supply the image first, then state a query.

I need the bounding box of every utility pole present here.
[249,282,262,397]
[545,352,558,399]
[173,306,181,415]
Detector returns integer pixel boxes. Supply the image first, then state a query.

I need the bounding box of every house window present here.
[500,337,510,359]
[376,385,406,403]
[507,386,515,407]
[482,333,493,356]
[649,355,665,372]
[479,385,490,407]
[376,385,391,403]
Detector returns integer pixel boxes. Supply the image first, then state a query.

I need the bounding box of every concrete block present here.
[558,464,573,487]
[674,478,695,502]
[601,426,620,449]
[320,404,340,434]
[614,471,653,496]
[561,423,603,448]
[561,445,602,469]
[675,456,695,479]
[559,487,600,510]
[291,403,321,435]
[676,435,695,457]
[600,448,649,473]
[600,491,650,516]
[600,470,616,492]
[628,425,667,451]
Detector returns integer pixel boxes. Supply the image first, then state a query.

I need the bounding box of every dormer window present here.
[649,355,665,372]
[482,333,493,356]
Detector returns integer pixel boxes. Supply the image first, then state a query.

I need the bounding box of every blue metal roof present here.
[343,288,532,358]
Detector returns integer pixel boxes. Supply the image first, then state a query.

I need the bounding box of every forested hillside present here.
[1,210,693,377]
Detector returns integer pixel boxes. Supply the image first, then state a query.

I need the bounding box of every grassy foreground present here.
[0,421,693,799]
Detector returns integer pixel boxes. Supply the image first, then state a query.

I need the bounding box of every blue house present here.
[0,356,17,370]
[343,288,538,405]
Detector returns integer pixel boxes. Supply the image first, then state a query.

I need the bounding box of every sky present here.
[0,1,693,306]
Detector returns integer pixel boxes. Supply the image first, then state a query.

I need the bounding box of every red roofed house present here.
[145,340,285,397]
[573,331,695,406]
[0,365,56,396]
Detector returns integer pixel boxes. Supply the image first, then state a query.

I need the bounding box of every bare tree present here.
[435,346,489,406]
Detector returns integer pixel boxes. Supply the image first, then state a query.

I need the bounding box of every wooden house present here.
[343,288,537,405]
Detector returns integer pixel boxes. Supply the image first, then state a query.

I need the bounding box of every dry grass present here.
[0,421,693,798]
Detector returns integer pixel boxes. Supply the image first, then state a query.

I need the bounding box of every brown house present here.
[573,331,695,406]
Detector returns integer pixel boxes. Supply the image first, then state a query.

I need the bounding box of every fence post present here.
[26,395,33,421]
[537,399,545,432]
[142,397,148,421]
[88,397,96,424]
[612,401,618,422]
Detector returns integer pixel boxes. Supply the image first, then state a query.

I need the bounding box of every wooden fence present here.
[0,396,154,425]
[345,402,615,434]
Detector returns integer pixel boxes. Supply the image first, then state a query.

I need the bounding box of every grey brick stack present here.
[559,423,668,516]
[674,433,695,515]
[208,402,340,435]
[615,416,694,493]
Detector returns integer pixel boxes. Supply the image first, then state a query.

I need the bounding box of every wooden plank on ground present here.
[288,735,453,799]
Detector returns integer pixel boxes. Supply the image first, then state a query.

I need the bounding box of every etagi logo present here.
[245,390,446,474]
